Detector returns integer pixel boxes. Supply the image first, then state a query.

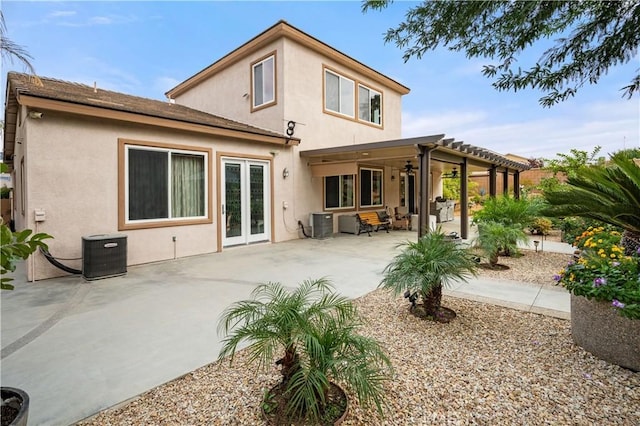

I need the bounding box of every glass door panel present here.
[249,165,265,236]
[222,159,269,247]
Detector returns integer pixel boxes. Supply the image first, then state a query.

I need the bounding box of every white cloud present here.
[48,11,76,18]
[53,14,138,27]
[402,99,640,160]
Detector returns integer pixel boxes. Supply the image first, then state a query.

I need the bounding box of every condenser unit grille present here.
[82,234,127,280]
[310,213,333,239]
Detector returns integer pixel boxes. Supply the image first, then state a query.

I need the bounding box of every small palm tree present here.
[474,221,529,267]
[543,149,640,255]
[217,278,391,423]
[471,194,543,229]
[379,229,478,322]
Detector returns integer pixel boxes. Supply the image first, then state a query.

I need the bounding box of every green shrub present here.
[471,195,543,229]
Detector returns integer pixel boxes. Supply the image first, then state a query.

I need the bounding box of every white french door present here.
[221,158,270,247]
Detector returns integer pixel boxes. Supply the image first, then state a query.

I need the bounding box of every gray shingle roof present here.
[7,72,291,140]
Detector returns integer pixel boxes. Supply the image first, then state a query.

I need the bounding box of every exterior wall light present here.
[283,168,290,179]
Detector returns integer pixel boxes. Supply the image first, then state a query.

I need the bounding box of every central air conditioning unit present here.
[82,234,128,280]
[309,212,333,239]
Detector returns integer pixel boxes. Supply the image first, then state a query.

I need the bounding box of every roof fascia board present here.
[167,21,410,98]
[300,134,445,157]
[18,95,298,146]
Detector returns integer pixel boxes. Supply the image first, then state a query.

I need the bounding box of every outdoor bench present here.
[356,211,390,236]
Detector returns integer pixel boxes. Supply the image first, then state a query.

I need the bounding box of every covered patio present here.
[300,134,530,239]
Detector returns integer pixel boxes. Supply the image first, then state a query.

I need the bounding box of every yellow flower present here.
[597,239,603,243]
[610,253,616,258]
[600,254,607,258]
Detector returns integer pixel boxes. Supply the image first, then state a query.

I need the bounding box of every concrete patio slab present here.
[1,227,574,426]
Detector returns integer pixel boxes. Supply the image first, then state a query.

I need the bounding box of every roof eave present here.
[17,94,299,146]
[166,20,410,99]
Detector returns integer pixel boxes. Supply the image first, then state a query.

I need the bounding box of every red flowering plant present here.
[554,227,640,319]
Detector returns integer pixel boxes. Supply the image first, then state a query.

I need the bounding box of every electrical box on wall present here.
[34,209,46,222]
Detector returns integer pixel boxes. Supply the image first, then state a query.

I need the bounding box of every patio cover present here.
[300,134,530,239]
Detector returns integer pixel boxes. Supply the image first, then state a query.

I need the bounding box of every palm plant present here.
[471,194,543,228]
[543,149,640,255]
[379,228,478,322]
[474,221,529,267]
[217,278,391,424]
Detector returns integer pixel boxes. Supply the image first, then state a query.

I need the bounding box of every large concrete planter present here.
[571,294,640,371]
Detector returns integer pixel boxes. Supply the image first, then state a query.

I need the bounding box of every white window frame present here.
[124,144,209,225]
[252,54,275,109]
[359,167,384,208]
[324,174,355,210]
[324,69,355,118]
[358,84,382,126]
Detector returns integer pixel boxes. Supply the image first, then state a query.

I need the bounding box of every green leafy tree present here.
[363,1,640,106]
[539,146,604,193]
[217,278,391,423]
[543,149,640,255]
[379,228,478,322]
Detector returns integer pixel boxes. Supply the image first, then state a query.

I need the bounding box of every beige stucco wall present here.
[173,35,406,237]
[19,110,298,281]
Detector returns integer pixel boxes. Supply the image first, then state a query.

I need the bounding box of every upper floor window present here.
[324,175,355,210]
[119,140,211,229]
[324,69,354,117]
[360,168,383,208]
[252,54,275,109]
[358,84,382,125]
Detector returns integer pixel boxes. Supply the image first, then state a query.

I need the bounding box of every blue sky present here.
[2,0,638,160]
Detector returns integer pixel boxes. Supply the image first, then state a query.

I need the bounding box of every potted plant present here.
[553,227,639,371]
[545,149,640,371]
[217,278,391,425]
[379,228,478,322]
[1,387,29,426]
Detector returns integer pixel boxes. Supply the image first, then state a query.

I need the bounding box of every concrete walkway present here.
[1,226,574,426]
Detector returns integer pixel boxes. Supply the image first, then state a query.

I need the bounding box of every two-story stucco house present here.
[2,20,528,281]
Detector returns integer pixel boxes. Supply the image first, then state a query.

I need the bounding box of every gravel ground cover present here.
[78,249,639,426]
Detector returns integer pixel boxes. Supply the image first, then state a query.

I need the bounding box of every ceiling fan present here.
[404,160,416,174]
[443,167,459,178]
